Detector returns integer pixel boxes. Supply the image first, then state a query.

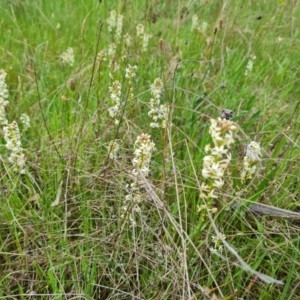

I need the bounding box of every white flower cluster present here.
[0,69,9,125]
[125,64,137,102]
[107,140,120,160]
[107,10,124,43]
[136,23,152,52]
[200,118,237,199]
[0,69,28,174]
[115,14,124,43]
[107,80,122,125]
[245,54,256,76]
[200,21,208,34]
[122,134,155,224]
[3,121,26,174]
[125,64,137,79]
[20,113,30,131]
[132,133,155,177]
[136,23,144,38]
[96,50,107,64]
[210,234,226,254]
[123,33,131,47]
[241,141,261,183]
[107,10,117,32]
[142,34,152,52]
[191,15,208,34]
[191,15,199,31]
[108,43,116,57]
[60,47,74,67]
[148,78,169,129]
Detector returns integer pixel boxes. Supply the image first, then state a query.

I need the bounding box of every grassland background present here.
[0,0,300,299]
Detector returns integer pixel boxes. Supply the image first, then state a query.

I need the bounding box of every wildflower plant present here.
[96,50,107,68]
[210,233,226,254]
[107,140,120,160]
[198,117,237,212]
[0,69,9,125]
[142,34,151,52]
[125,64,137,102]
[136,23,152,52]
[3,121,26,173]
[60,47,75,67]
[107,10,117,33]
[123,33,131,47]
[136,23,144,39]
[122,134,155,225]
[191,15,199,32]
[244,54,256,76]
[115,14,124,43]
[148,78,169,129]
[108,43,117,57]
[107,10,124,43]
[191,15,208,34]
[107,80,122,125]
[241,141,261,183]
[0,69,26,174]
[20,113,30,131]
[132,133,155,177]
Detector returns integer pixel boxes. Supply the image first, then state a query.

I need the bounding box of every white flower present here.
[123,133,155,224]
[150,122,160,128]
[150,78,163,97]
[202,161,224,179]
[204,144,211,153]
[142,33,151,52]
[211,145,228,157]
[136,23,144,38]
[210,163,225,178]
[132,133,155,177]
[108,81,122,121]
[200,117,237,200]
[148,78,169,129]
[210,247,218,254]
[107,140,120,160]
[124,33,131,47]
[3,121,26,173]
[222,131,235,147]
[107,10,117,32]
[0,69,9,125]
[20,113,30,131]
[213,178,224,188]
[191,15,198,31]
[245,54,256,76]
[125,64,137,79]
[108,43,117,57]
[160,104,169,128]
[115,14,124,42]
[97,50,107,63]
[276,37,283,43]
[203,155,214,166]
[60,47,74,67]
[200,21,208,33]
[208,189,218,199]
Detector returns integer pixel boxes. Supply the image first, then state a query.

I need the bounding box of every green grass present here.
[1,0,300,299]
